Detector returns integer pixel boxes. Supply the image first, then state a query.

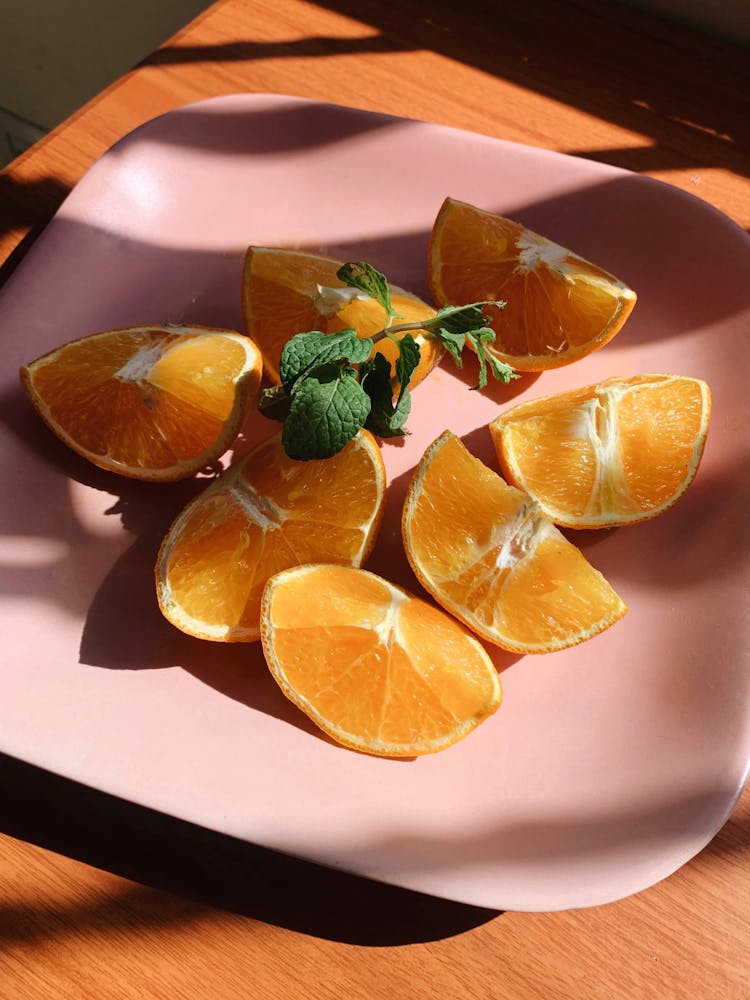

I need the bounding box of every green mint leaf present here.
[466,328,495,391]
[391,385,412,428]
[258,384,292,422]
[279,329,373,392]
[360,354,396,435]
[385,332,420,432]
[464,328,519,389]
[360,353,410,438]
[485,352,519,385]
[435,329,465,368]
[393,333,420,399]
[281,363,370,460]
[337,262,395,322]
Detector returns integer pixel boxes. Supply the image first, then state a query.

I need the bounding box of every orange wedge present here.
[402,432,626,653]
[156,430,385,641]
[242,246,444,387]
[428,197,637,371]
[490,374,711,529]
[20,324,262,481]
[260,564,502,756]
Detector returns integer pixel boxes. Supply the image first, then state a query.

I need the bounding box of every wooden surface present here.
[1,0,749,996]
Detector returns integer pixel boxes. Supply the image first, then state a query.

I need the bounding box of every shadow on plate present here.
[110,97,407,157]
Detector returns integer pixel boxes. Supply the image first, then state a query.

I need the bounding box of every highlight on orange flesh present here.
[490,374,711,529]
[402,431,626,654]
[20,324,263,481]
[428,197,637,371]
[260,564,502,757]
[241,246,444,387]
[156,430,386,642]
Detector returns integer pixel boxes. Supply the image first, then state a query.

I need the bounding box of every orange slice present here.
[428,197,637,371]
[242,246,444,387]
[156,430,385,641]
[402,431,626,653]
[260,564,502,756]
[490,374,711,529]
[20,324,262,481]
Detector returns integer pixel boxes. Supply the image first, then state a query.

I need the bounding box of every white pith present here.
[313,284,371,316]
[115,343,166,380]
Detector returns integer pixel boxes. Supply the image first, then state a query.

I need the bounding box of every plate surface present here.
[1,94,749,911]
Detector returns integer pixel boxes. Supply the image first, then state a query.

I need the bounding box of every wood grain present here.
[1,0,749,996]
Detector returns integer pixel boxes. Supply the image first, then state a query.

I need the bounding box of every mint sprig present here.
[425,304,515,390]
[258,261,518,460]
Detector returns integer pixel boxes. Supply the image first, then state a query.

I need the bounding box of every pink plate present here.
[1,94,749,911]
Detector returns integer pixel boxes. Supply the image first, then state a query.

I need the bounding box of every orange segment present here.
[402,431,626,653]
[156,430,385,641]
[242,246,444,387]
[428,197,637,371]
[490,375,711,528]
[20,324,262,481]
[260,564,502,756]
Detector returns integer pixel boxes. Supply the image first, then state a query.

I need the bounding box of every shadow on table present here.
[3,748,748,952]
[146,34,408,67]
[0,752,501,946]
[320,0,749,178]
[146,0,748,179]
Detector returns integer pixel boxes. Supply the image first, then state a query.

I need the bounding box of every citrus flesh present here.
[242,246,444,386]
[156,430,385,641]
[260,563,502,756]
[20,324,262,481]
[428,197,637,371]
[490,374,711,529]
[402,431,626,653]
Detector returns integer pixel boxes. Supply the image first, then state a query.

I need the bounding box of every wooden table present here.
[1,1,748,996]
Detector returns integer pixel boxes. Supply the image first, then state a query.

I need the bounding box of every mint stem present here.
[372,320,424,342]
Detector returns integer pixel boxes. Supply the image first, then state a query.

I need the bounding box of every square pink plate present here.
[1,94,749,910]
